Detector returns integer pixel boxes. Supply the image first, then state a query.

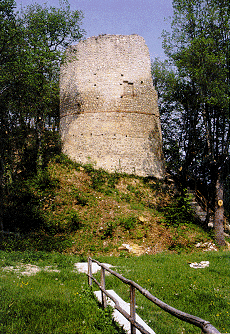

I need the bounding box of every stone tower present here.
[60,34,165,178]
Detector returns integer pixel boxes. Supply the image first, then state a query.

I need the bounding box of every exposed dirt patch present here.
[2,264,60,276]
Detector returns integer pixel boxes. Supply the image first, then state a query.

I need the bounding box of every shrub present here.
[162,189,195,227]
[102,221,118,239]
[119,216,137,230]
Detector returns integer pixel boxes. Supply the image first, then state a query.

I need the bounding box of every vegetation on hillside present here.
[1,154,221,255]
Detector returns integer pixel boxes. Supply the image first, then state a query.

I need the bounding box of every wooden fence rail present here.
[87,257,221,334]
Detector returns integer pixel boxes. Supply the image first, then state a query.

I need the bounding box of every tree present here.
[162,0,230,245]
[0,0,22,230]
[152,59,203,180]
[0,0,84,231]
[0,0,84,174]
[19,2,84,170]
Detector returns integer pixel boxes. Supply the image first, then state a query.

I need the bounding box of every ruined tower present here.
[60,34,165,178]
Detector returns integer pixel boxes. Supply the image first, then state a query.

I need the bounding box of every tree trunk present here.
[214,175,225,246]
[36,116,44,173]
[0,158,4,231]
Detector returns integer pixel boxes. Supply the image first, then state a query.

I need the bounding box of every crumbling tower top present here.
[60,34,159,117]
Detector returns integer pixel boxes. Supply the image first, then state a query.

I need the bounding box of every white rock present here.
[74,262,113,274]
[190,261,209,269]
[195,242,217,251]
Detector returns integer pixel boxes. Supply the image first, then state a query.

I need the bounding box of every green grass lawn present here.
[0,251,125,334]
[97,251,230,334]
[0,250,229,334]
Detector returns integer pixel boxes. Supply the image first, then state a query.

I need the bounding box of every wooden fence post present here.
[130,285,136,334]
[101,267,107,308]
[88,257,92,286]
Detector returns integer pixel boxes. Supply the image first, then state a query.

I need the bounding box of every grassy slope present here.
[1,154,218,255]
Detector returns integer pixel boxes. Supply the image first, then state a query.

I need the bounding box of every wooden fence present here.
[87,257,221,334]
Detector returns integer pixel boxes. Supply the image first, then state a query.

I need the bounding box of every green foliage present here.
[118,216,137,231]
[0,251,229,333]
[0,0,84,195]
[101,221,118,239]
[90,168,108,191]
[3,181,43,233]
[0,233,73,253]
[162,189,195,228]
[1,163,84,251]
[102,216,138,238]
[72,189,88,206]
[119,192,131,202]
[42,209,82,235]
[157,0,230,244]
[32,169,60,191]
[84,164,120,193]
[151,58,184,175]
[53,153,82,170]
[1,156,214,254]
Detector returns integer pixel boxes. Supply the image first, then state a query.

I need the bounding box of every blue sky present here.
[17,0,173,60]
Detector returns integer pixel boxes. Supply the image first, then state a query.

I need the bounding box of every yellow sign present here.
[218,200,223,207]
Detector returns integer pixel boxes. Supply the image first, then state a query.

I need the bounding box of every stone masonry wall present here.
[60,34,165,178]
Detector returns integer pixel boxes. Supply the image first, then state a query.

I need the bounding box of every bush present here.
[162,189,195,227]
[119,216,137,230]
[101,221,118,239]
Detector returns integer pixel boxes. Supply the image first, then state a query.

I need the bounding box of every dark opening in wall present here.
[123,81,134,97]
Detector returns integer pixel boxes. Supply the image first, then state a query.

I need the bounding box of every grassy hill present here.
[1,154,217,255]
